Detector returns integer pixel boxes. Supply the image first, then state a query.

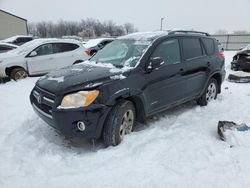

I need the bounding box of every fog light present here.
[77,121,85,131]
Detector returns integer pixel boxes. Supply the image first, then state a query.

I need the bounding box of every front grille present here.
[32,86,56,117]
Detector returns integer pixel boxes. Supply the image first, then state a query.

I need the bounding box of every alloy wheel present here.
[119,110,134,140]
[206,82,216,101]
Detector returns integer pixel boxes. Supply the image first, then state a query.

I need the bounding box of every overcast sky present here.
[1,0,250,33]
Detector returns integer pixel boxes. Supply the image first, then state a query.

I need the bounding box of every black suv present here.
[30,30,225,146]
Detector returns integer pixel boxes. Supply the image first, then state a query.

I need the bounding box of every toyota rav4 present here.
[30,30,225,146]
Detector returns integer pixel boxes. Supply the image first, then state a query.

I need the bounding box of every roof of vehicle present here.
[27,38,83,45]
[3,35,33,42]
[5,38,84,56]
[118,31,168,41]
[0,42,18,48]
[118,30,211,41]
[83,38,114,48]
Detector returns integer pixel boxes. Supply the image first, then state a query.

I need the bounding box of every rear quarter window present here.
[201,38,215,55]
[182,38,203,60]
[53,43,79,53]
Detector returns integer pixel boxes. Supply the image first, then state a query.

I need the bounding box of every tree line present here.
[28,18,138,39]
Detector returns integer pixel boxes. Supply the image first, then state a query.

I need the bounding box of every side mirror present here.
[29,51,37,57]
[147,57,164,72]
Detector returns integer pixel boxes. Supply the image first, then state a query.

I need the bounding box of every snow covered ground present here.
[1,51,250,188]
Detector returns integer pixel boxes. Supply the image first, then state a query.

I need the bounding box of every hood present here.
[0,50,24,61]
[36,62,129,95]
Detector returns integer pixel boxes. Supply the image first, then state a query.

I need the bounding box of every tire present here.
[10,68,28,81]
[197,78,218,106]
[103,100,136,147]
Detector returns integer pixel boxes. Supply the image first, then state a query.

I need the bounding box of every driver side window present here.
[152,38,181,65]
[34,44,53,56]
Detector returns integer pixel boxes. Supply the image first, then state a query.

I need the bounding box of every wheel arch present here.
[200,71,222,96]
[211,72,222,94]
[5,66,27,77]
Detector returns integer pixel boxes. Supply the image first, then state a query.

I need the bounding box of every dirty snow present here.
[1,51,250,188]
[47,76,64,83]
[110,74,126,80]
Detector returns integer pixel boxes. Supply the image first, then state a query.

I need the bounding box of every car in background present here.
[2,35,34,46]
[84,38,114,56]
[0,42,18,53]
[0,38,89,80]
[30,30,225,146]
[231,44,250,71]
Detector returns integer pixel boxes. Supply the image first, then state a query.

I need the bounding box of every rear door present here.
[52,43,80,68]
[180,37,209,98]
[143,38,187,114]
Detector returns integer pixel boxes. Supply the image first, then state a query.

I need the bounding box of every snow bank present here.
[1,51,250,188]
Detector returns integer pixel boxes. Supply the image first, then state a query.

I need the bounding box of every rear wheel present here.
[103,100,136,147]
[10,68,28,81]
[197,78,218,106]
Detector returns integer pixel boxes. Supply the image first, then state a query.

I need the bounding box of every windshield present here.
[90,39,151,67]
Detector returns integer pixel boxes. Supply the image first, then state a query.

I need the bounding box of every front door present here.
[26,43,56,75]
[143,38,187,115]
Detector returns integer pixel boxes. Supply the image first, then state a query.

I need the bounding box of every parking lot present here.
[1,51,250,188]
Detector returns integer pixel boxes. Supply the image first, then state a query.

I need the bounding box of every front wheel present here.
[10,68,28,81]
[197,78,218,106]
[103,100,136,147]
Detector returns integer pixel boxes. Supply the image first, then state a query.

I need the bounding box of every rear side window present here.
[201,38,215,55]
[151,38,181,65]
[53,43,79,53]
[182,38,203,60]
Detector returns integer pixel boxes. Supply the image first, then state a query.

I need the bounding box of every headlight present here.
[59,90,99,109]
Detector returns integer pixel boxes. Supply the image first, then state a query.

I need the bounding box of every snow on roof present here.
[118,31,168,41]
[3,35,33,43]
[0,42,18,48]
[83,38,114,48]
[8,38,82,55]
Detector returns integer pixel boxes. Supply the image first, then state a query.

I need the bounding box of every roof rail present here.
[168,30,210,36]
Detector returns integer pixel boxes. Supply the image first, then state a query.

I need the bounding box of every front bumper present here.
[30,88,111,139]
[0,64,7,78]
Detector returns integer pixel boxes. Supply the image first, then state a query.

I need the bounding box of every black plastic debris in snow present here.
[217,121,250,141]
[228,74,250,83]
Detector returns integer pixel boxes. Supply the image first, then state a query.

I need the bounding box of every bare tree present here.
[28,19,134,38]
[214,29,229,35]
[233,30,249,34]
[124,23,135,34]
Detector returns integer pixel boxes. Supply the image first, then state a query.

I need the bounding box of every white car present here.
[0,38,89,80]
[3,35,34,46]
[0,42,18,53]
[84,38,114,56]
